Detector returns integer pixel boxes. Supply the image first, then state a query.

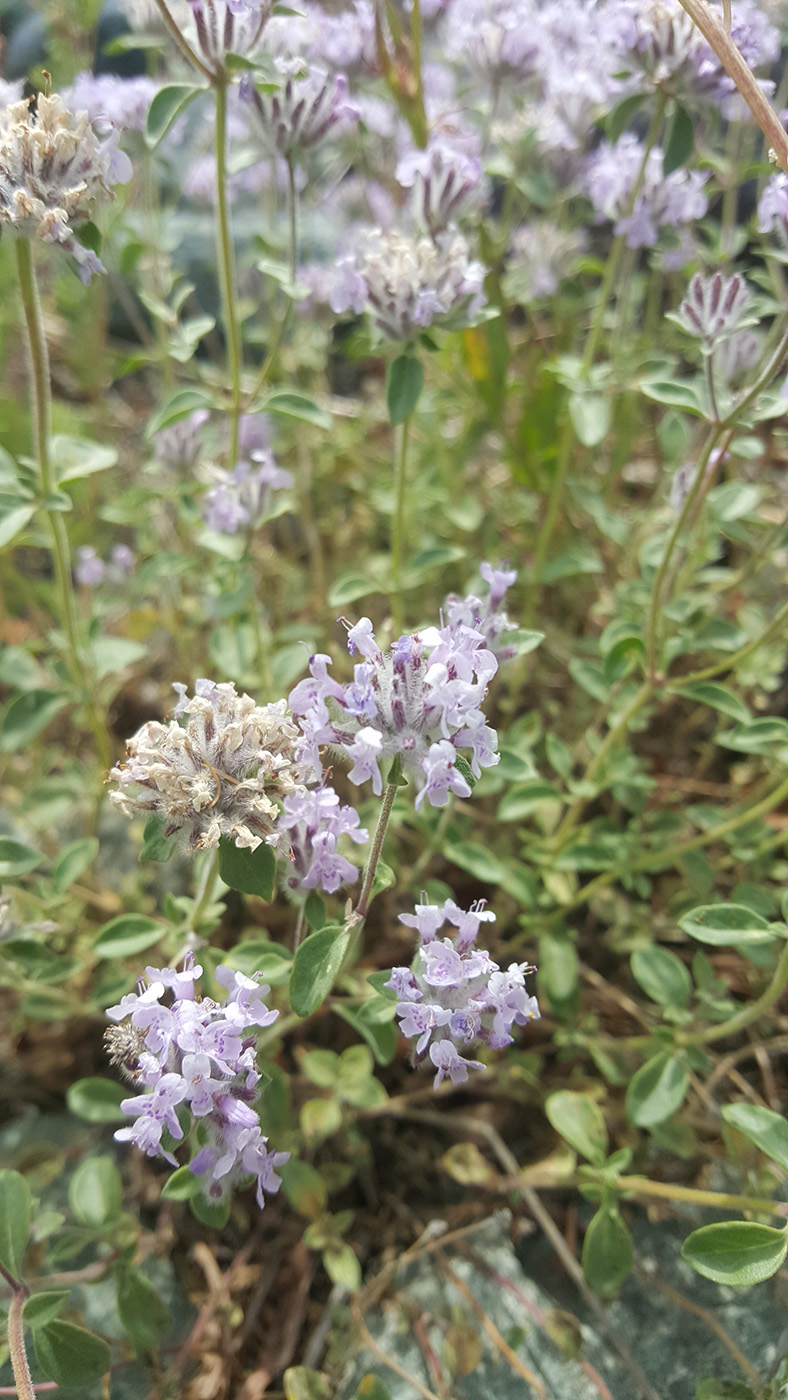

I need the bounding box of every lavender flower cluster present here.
[289,613,500,811]
[106,955,288,1208]
[277,786,369,895]
[387,898,540,1087]
[75,543,135,588]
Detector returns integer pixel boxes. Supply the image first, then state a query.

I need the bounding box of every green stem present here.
[668,597,788,686]
[686,938,788,1047]
[214,80,243,469]
[644,425,725,678]
[152,0,213,81]
[390,416,411,633]
[550,772,788,920]
[246,155,298,405]
[614,1174,788,1219]
[524,417,574,630]
[552,681,654,843]
[15,239,112,774]
[293,902,307,952]
[581,95,667,374]
[188,846,220,930]
[355,781,398,921]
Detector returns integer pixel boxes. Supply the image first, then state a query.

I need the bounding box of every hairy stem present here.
[15,239,112,773]
[390,416,411,633]
[355,781,398,921]
[214,80,244,469]
[1,1268,35,1400]
[688,938,788,1046]
[676,0,788,172]
[670,597,788,686]
[615,1174,788,1219]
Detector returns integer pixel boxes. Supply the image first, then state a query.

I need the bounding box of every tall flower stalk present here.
[15,238,112,772]
[214,78,244,470]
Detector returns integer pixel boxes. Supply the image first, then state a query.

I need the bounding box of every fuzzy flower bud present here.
[0,94,131,282]
[396,142,485,237]
[243,62,359,158]
[185,0,270,74]
[675,271,754,345]
[330,227,487,341]
[109,679,315,853]
[277,785,368,894]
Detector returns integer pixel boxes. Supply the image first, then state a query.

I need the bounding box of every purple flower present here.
[75,546,107,587]
[181,0,270,75]
[154,409,210,470]
[396,141,486,236]
[584,134,708,249]
[675,272,754,344]
[329,228,487,341]
[388,897,539,1088]
[277,785,368,895]
[289,617,500,809]
[106,955,287,1208]
[244,63,359,158]
[758,173,788,249]
[202,452,293,535]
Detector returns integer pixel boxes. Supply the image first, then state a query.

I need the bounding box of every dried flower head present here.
[0,93,130,282]
[108,679,315,853]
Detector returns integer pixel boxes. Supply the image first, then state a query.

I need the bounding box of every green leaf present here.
[662,103,695,174]
[0,838,43,877]
[673,682,752,724]
[631,946,692,1009]
[323,1241,361,1290]
[678,903,775,948]
[0,690,67,751]
[117,1267,172,1352]
[605,92,645,141]
[190,1194,231,1229]
[23,1292,69,1330]
[140,814,176,863]
[51,837,99,893]
[161,1165,202,1201]
[568,392,610,448]
[582,1193,633,1299]
[327,573,382,607]
[334,997,398,1066]
[386,355,424,425]
[641,379,704,415]
[93,913,163,959]
[681,1221,787,1286]
[444,840,508,884]
[539,931,579,1003]
[265,390,331,429]
[0,1169,31,1276]
[223,939,292,985]
[145,387,215,439]
[290,923,351,1017]
[280,1158,328,1220]
[0,503,35,548]
[545,1090,607,1164]
[69,1157,122,1227]
[284,1366,332,1400]
[626,1052,689,1127]
[218,836,276,900]
[34,1321,111,1386]
[145,82,205,147]
[603,635,645,685]
[722,1104,788,1173]
[716,718,788,753]
[66,1077,126,1123]
[52,435,117,486]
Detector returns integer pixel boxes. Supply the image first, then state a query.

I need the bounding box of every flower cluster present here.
[443,562,519,660]
[330,228,487,342]
[75,543,135,588]
[61,73,159,133]
[106,955,288,1207]
[0,94,131,282]
[584,134,708,250]
[502,221,587,304]
[203,450,293,534]
[289,616,500,809]
[396,142,486,237]
[184,0,270,73]
[387,898,540,1087]
[243,63,359,158]
[109,679,314,852]
[277,786,368,895]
